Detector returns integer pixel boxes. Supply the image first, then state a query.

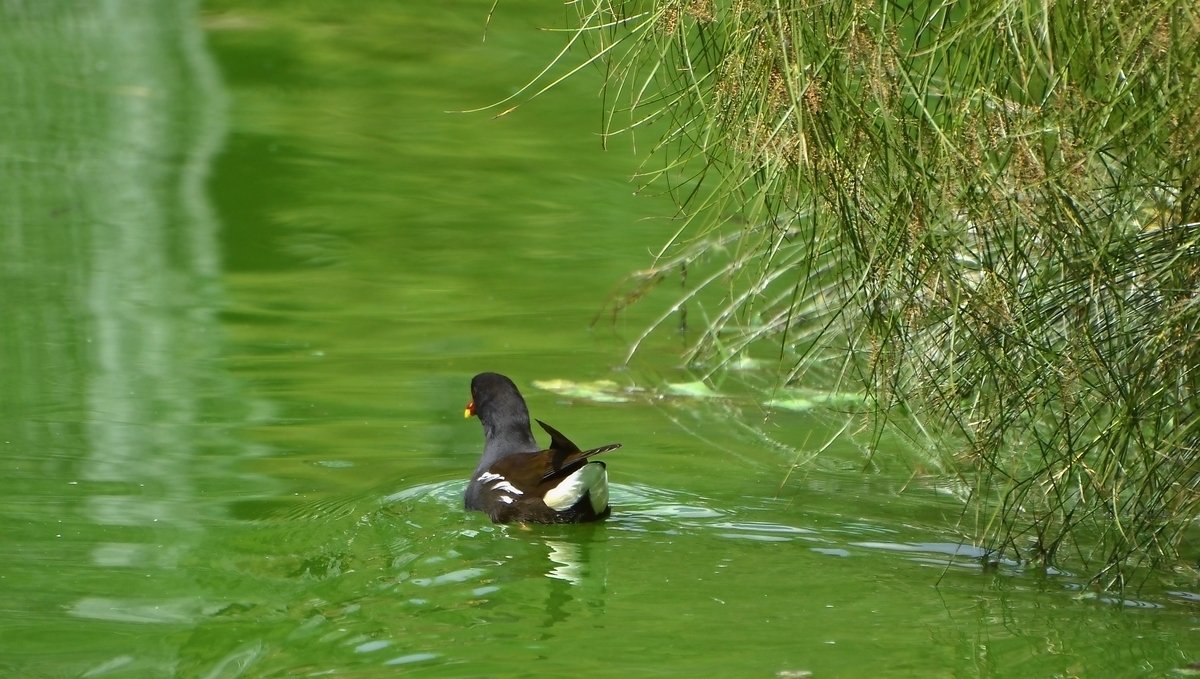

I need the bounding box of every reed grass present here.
[513,0,1200,586]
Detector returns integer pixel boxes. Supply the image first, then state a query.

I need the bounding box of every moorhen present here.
[463,372,621,523]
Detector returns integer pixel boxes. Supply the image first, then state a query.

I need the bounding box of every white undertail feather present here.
[588,466,609,513]
[543,462,608,513]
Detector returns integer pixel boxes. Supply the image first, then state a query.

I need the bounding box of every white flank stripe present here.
[543,463,608,513]
[477,472,503,483]
[498,495,515,504]
[491,480,524,495]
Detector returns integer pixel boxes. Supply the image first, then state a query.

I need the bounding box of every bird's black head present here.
[466,372,530,430]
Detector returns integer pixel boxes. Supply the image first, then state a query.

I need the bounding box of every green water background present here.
[0,1,1195,676]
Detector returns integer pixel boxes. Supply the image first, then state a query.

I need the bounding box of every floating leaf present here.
[532,379,631,403]
[766,390,867,412]
[665,381,721,399]
[728,355,764,371]
[764,397,816,412]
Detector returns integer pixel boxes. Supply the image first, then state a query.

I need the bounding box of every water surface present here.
[1,2,1197,677]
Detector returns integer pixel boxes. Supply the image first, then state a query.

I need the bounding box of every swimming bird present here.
[463,372,620,523]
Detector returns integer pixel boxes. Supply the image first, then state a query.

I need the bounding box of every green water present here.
[1,2,1196,677]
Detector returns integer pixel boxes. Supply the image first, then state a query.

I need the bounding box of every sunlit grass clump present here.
[530,0,1200,586]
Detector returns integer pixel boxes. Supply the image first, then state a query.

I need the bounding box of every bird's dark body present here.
[463,372,620,524]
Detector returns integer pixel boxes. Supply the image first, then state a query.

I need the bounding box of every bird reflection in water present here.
[544,539,583,584]
[534,532,608,632]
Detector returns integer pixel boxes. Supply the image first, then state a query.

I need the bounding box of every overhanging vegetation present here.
[510,0,1199,586]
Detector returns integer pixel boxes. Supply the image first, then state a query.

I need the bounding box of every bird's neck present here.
[476,414,539,471]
